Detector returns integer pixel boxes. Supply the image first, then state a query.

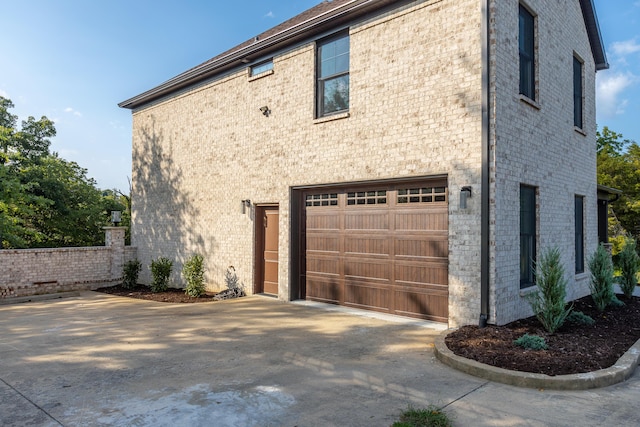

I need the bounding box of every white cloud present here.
[0,88,9,98]
[264,11,274,18]
[611,39,640,57]
[64,107,82,117]
[596,72,637,117]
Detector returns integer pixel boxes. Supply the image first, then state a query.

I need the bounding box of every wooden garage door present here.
[303,180,448,322]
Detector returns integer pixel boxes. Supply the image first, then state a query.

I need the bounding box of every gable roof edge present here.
[580,0,609,71]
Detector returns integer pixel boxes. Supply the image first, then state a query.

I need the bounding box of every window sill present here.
[519,94,541,110]
[574,126,587,137]
[313,111,350,124]
[519,285,538,297]
[575,271,588,280]
[248,69,274,82]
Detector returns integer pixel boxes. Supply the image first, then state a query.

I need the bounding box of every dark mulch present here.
[95,284,218,303]
[445,295,640,376]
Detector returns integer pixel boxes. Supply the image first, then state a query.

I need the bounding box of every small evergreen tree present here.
[618,237,640,298]
[525,247,572,333]
[588,244,615,311]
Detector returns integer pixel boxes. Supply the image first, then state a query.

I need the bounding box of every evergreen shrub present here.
[588,244,615,311]
[122,259,142,289]
[150,257,173,292]
[525,247,572,333]
[183,254,205,297]
[618,237,640,298]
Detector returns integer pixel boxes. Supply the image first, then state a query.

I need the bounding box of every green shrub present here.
[392,405,453,427]
[150,257,173,292]
[513,333,548,350]
[524,247,572,333]
[588,244,615,311]
[618,237,640,298]
[566,310,595,326]
[183,254,205,297]
[122,259,142,289]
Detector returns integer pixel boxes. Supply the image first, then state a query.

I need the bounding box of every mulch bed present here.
[95,284,218,303]
[445,295,640,376]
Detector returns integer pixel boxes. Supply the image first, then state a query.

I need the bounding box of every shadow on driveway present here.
[2,292,640,426]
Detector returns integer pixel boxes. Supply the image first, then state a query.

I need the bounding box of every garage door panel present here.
[344,259,390,281]
[395,211,448,231]
[306,276,341,303]
[306,256,340,276]
[395,263,448,286]
[306,234,340,253]
[306,213,340,230]
[304,180,449,322]
[345,212,389,230]
[394,290,448,322]
[395,236,448,259]
[344,236,390,256]
[345,282,390,312]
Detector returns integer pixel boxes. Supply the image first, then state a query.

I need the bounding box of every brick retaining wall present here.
[0,227,137,299]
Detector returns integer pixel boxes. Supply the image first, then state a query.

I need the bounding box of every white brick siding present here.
[127,0,600,326]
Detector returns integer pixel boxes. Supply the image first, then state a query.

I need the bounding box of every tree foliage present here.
[0,96,127,248]
[597,126,640,242]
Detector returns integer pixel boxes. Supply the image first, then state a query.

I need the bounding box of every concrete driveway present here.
[2,292,640,427]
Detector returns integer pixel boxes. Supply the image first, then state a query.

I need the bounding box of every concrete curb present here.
[0,291,81,305]
[434,329,640,390]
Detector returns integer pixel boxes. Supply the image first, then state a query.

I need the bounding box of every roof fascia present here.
[579,0,609,71]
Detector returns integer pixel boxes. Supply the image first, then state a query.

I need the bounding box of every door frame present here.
[254,204,279,295]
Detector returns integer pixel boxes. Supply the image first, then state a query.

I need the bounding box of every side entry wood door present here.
[261,207,279,295]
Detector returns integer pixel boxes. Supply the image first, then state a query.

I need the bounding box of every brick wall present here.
[127,0,600,326]
[0,227,137,299]
[130,0,484,327]
[489,0,599,324]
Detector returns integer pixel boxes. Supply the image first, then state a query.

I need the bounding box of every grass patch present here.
[392,405,453,427]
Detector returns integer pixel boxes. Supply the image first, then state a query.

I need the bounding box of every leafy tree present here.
[597,126,640,242]
[0,96,126,248]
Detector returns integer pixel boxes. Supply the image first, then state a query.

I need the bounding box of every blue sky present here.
[1,1,638,192]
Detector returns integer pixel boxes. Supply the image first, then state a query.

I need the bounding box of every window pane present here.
[573,57,583,128]
[322,75,349,114]
[251,60,273,76]
[334,36,350,56]
[321,57,336,78]
[575,196,584,273]
[519,5,535,99]
[520,186,536,288]
[319,36,350,78]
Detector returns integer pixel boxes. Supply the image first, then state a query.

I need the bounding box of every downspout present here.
[479,0,491,327]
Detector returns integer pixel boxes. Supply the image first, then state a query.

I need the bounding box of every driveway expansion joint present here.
[0,377,64,426]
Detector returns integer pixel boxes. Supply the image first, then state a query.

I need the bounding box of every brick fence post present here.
[104,227,127,282]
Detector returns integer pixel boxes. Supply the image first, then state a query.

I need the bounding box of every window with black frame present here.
[519,4,536,100]
[575,195,585,273]
[520,185,537,288]
[317,32,350,117]
[573,56,584,129]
